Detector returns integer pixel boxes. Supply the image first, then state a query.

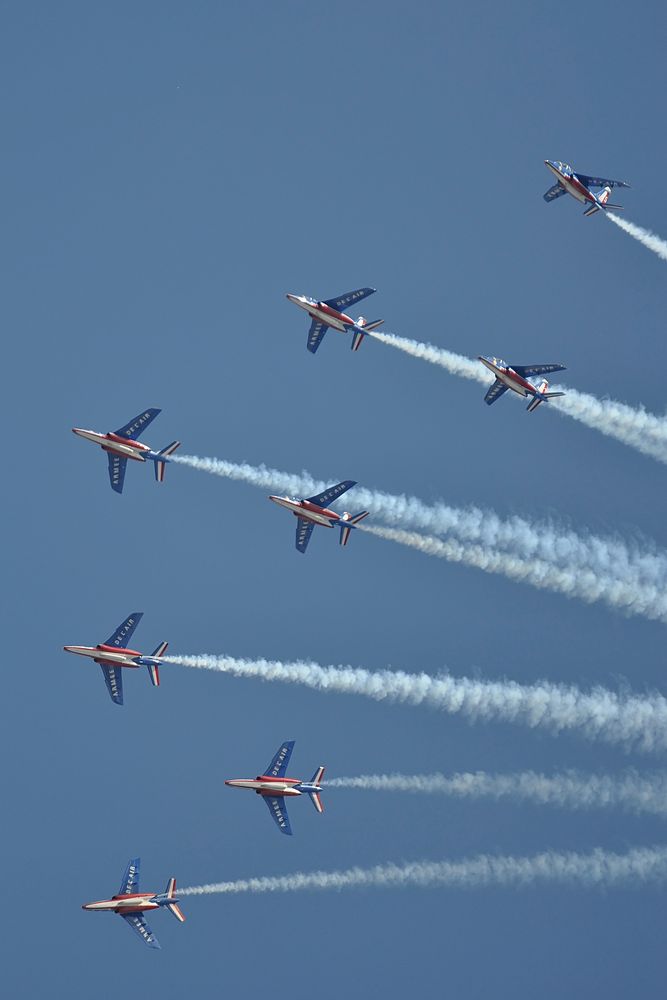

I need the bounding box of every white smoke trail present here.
[164,652,667,753]
[607,213,667,263]
[369,331,667,464]
[327,770,667,816]
[171,454,667,594]
[359,523,667,623]
[178,845,667,896]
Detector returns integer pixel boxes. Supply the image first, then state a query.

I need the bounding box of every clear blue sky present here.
[3,2,667,996]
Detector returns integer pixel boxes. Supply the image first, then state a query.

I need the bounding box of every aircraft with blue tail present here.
[286,287,384,353]
[72,407,180,493]
[478,357,566,412]
[82,857,185,950]
[268,480,369,553]
[64,612,168,705]
[225,740,325,836]
[543,160,630,217]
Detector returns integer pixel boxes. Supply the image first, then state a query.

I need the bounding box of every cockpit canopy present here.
[554,161,572,175]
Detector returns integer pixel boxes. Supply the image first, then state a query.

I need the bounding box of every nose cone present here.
[72,427,83,436]
[286,293,300,304]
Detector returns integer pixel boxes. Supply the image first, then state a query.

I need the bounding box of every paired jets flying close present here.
[287,287,383,353]
[478,357,566,412]
[543,160,630,217]
[64,612,167,705]
[73,408,180,493]
[225,740,325,836]
[269,480,369,553]
[83,857,185,950]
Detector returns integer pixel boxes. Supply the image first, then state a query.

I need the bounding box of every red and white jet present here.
[64,612,167,705]
[268,479,369,553]
[543,160,630,217]
[83,857,185,950]
[286,286,384,353]
[72,407,180,493]
[225,741,325,835]
[478,356,566,412]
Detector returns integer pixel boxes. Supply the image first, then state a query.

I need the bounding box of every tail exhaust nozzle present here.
[155,441,181,483]
[351,318,383,351]
[339,510,370,546]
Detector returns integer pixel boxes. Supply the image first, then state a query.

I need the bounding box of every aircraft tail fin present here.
[339,510,370,546]
[351,318,383,351]
[307,768,325,814]
[583,204,600,217]
[164,878,186,922]
[154,441,181,482]
[151,641,168,658]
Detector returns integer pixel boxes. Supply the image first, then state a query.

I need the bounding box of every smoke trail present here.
[171,454,667,593]
[369,331,667,465]
[164,652,667,753]
[327,770,667,816]
[359,523,667,623]
[607,213,667,263]
[178,845,667,896]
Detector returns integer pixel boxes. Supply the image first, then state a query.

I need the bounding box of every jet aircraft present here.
[83,857,185,950]
[72,407,180,493]
[268,480,369,553]
[225,740,325,836]
[478,357,566,412]
[543,160,630,216]
[286,287,384,353]
[64,612,168,705]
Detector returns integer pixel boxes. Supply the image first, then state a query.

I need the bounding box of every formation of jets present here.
[225,740,325,835]
[77,159,631,948]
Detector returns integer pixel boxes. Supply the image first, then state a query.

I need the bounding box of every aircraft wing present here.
[295,518,315,554]
[306,319,329,354]
[107,452,128,494]
[120,913,161,949]
[511,364,566,378]
[483,380,509,406]
[263,795,293,835]
[323,287,376,311]
[104,613,143,648]
[118,858,141,895]
[543,183,567,202]
[265,741,295,777]
[306,480,356,507]
[576,173,630,190]
[100,664,123,705]
[114,408,161,440]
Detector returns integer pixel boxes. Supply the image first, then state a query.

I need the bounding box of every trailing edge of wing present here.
[100,664,124,705]
[114,408,161,440]
[511,363,566,377]
[104,613,143,649]
[107,453,128,494]
[323,287,375,311]
[576,173,630,190]
[118,858,141,896]
[306,480,356,507]
[543,183,567,203]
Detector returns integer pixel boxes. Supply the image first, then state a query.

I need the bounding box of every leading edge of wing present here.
[113,408,161,441]
[118,858,141,896]
[307,319,329,354]
[295,518,315,553]
[323,287,375,311]
[576,172,630,190]
[305,480,356,507]
[511,363,566,377]
[104,613,143,649]
[265,741,295,778]
[107,452,128,494]
[263,795,293,835]
[100,664,124,705]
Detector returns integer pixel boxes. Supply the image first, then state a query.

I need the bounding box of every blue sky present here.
[3,2,667,996]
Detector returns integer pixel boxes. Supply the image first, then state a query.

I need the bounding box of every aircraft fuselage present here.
[225,775,323,798]
[478,358,540,398]
[63,644,162,669]
[286,294,357,333]
[83,894,159,914]
[544,162,599,206]
[268,496,345,527]
[72,428,154,461]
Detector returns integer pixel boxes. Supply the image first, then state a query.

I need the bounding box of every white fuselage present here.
[72,428,150,460]
[83,895,157,912]
[479,358,535,397]
[63,645,140,666]
[268,496,340,527]
[286,295,352,333]
[225,778,301,795]
[545,162,593,205]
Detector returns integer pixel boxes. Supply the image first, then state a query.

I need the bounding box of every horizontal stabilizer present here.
[146,663,160,687]
[311,766,325,785]
[154,441,180,482]
[167,902,186,922]
[351,330,365,352]
[339,510,369,547]
[151,641,168,658]
[308,791,324,813]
